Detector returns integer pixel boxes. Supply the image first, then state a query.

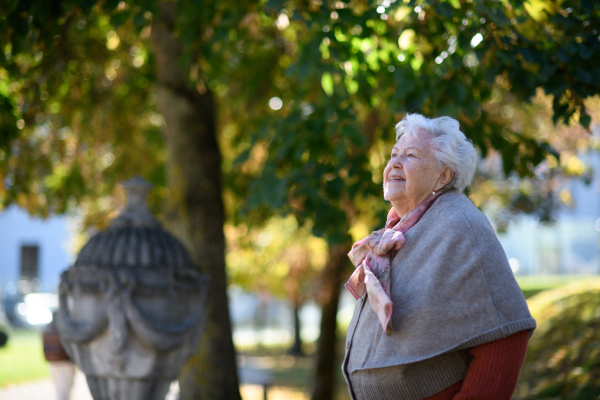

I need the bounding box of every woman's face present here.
[383,131,447,215]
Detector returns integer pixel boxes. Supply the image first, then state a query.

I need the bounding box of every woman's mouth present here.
[388,176,405,182]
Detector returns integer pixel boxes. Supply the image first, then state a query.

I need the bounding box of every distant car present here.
[0,303,10,347]
[10,292,58,328]
[2,293,24,328]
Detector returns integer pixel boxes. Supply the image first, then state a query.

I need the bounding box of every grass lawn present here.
[0,328,50,387]
[516,275,595,298]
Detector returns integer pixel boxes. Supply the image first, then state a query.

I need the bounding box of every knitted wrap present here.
[345,187,451,333]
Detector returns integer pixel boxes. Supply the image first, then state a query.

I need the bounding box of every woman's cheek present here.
[383,163,391,184]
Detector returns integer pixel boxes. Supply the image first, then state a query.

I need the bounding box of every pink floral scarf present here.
[345,187,451,334]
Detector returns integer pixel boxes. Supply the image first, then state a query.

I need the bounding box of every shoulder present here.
[424,190,495,236]
[404,190,504,261]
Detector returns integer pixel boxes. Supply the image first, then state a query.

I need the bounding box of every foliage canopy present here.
[233,0,600,243]
[1,0,599,233]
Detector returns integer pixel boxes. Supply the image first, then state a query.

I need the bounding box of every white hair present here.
[395,113,478,192]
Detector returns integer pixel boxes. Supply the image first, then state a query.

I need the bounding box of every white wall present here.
[0,206,72,296]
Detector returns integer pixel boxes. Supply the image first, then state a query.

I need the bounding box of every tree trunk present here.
[311,244,351,400]
[151,3,241,400]
[288,299,304,356]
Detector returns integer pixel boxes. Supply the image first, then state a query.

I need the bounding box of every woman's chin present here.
[383,186,404,201]
[383,192,402,204]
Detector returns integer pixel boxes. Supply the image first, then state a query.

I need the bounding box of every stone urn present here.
[57,177,207,400]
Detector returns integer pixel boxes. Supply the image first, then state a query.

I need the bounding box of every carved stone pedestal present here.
[58,177,207,400]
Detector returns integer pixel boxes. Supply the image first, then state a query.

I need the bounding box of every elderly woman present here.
[342,114,536,400]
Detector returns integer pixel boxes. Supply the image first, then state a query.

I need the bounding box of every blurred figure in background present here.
[43,312,75,400]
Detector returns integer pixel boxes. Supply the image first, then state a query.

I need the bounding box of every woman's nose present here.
[390,156,403,168]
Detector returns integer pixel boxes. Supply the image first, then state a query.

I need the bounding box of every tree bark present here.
[151,3,240,399]
[288,299,304,356]
[311,243,351,400]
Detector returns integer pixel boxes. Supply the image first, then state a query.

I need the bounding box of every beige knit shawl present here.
[344,190,536,372]
[345,187,451,334]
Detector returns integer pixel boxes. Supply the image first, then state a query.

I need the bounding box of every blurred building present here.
[498,150,600,276]
[0,206,71,326]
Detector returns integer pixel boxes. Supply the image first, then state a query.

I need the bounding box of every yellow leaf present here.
[398,29,415,50]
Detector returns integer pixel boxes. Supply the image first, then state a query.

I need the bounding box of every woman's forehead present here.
[393,131,433,149]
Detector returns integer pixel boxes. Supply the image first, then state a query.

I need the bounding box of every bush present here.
[514,278,600,400]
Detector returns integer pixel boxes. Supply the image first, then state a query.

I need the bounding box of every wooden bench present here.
[238,366,274,400]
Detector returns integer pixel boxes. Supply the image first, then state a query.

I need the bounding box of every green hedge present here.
[514,278,600,399]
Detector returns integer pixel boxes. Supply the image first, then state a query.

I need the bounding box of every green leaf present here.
[575,69,592,84]
[436,2,460,19]
[394,68,417,100]
[447,0,461,10]
[321,72,334,96]
[538,62,558,82]
[579,112,591,129]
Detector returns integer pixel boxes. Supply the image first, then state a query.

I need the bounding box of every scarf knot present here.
[345,187,451,334]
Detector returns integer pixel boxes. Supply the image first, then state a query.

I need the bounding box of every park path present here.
[0,371,183,400]
[0,369,307,400]
[0,369,92,400]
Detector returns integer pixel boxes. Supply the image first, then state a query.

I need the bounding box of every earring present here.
[432,191,436,195]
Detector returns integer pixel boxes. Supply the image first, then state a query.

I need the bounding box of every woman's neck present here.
[391,195,429,219]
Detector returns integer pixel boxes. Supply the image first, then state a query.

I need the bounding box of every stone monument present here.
[57,177,207,400]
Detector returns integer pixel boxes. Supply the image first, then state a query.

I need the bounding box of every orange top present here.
[425,329,530,400]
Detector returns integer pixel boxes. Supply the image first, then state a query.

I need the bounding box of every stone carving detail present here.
[57,177,207,400]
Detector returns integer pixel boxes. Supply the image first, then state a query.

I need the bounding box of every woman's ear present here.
[435,166,453,191]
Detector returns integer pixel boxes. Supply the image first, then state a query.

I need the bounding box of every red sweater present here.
[424,330,530,400]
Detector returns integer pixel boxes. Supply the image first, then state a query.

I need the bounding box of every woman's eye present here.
[407,153,415,157]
